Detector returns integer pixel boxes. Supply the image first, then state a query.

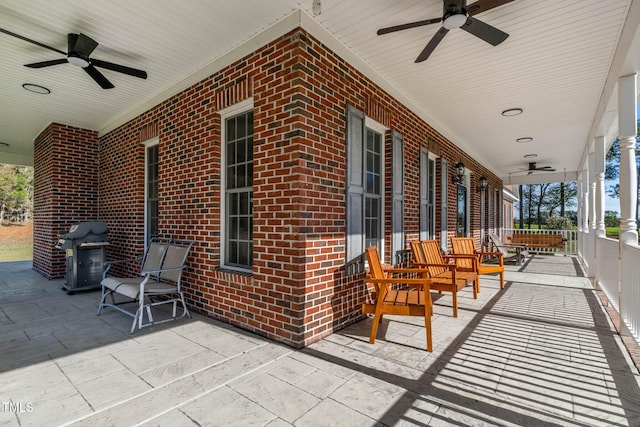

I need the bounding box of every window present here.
[364,127,383,251]
[345,106,389,262]
[144,139,159,244]
[420,149,436,240]
[223,107,253,270]
[456,185,468,237]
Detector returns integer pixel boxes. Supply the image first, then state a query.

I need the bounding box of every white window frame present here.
[219,98,254,272]
[420,148,438,240]
[364,117,387,257]
[143,137,159,249]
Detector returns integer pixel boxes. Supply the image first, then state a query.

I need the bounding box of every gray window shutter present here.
[420,148,428,240]
[440,157,448,253]
[346,105,365,263]
[391,130,404,262]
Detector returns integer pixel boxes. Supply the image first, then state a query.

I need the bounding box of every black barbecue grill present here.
[55,221,110,294]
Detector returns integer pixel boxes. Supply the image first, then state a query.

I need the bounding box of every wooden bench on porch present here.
[510,233,566,249]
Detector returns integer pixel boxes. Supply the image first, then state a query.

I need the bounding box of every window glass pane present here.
[237,139,246,163]
[238,242,249,266]
[146,144,159,242]
[363,126,383,252]
[228,241,238,264]
[237,114,246,138]
[237,164,246,188]
[224,110,253,269]
[227,117,236,141]
[247,163,253,186]
[240,192,249,215]
[229,192,238,215]
[227,142,236,166]
[457,186,467,237]
[239,218,249,240]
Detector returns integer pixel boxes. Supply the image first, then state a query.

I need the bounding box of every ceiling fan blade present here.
[71,33,98,58]
[25,58,69,68]
[466,0,514,16]
[83,65,114,89]
[460,16,509,46]
[377,17,442,35]
[91,58,147,79]
[415,27,449,63]
[0,27,67,56]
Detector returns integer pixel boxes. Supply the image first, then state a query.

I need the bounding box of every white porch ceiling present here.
[0,0,638,185]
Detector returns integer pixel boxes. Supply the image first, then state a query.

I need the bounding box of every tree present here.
[605,120,640,222]
[516,182,577,228]
[604,210,620,228]
[0,164,33,225]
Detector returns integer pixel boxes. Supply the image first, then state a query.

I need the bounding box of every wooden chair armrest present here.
[413,262,457,271]
[366,277,431,286]
[443,254,477,260]
[381,266,430,275]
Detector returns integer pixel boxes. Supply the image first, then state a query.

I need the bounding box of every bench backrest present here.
[511,233,563,246]
[141,239,171,279]
[159,240,194,284]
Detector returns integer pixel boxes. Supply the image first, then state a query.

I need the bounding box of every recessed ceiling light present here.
[524,154,537,158]
[517,137,533,143]
[22,83,51,94]
[502,108,523,116]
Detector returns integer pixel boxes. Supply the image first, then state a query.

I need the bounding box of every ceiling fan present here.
[0,27,147,89]
[512,162,557,175]
[377,0,513,62]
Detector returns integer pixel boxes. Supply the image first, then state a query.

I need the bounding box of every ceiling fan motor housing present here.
[443,0,468,29]
[67,33,96,68]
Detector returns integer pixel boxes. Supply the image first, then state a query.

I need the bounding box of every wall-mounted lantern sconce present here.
[453,161,465,184]
[478,176,488,191]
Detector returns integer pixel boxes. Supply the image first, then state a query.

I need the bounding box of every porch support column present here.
[582,170,590,232]
[577,173,583,232]
[594,136,606,237]
[589,153,597,233]
[618,73,638,244]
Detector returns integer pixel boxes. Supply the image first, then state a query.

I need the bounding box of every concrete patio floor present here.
[1,255,640,426]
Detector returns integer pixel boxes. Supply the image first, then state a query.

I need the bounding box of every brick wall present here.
[35,27,502,348]
[33,123,99,279]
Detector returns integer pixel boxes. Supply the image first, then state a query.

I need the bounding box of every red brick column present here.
[33,123,99,279]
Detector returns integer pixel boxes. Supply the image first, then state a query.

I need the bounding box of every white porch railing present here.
[596,236,620,310]
[582,231,640,346]
[621,242,640,340]
[502,228,578,255]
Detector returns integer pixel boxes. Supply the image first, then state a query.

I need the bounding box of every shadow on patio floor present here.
[1,256,639,426]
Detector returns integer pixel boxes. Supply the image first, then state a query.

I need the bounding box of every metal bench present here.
[97,238,194,333]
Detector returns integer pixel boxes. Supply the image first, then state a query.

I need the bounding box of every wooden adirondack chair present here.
[410,240,478,317]
[451,237,505,290]
[362,246,433,351]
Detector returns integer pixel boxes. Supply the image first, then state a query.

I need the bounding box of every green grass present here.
[0,221,33,262]
[0,242,33,262]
